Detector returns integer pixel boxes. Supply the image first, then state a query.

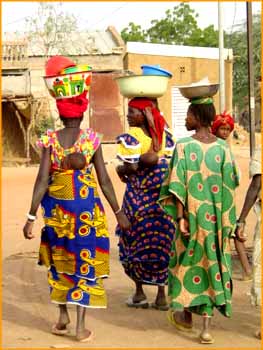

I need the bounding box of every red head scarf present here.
[45,55,75,77]
[128,97,166,152]
[56,90,88,118]
[45,56,89,118]
[211,111,234,135]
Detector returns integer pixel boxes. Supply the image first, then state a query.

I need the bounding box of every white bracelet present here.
[27,213,37,221]
[114,208,122,215]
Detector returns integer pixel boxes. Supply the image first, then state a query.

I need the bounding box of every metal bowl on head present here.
[178,84,219,99]
[115,75,171,98]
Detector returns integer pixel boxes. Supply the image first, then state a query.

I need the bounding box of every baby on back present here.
[61,152,86,170]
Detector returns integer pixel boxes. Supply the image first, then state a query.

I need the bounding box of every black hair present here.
[188,104,216,127]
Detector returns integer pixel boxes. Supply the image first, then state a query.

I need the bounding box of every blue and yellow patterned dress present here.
[115,127,176,285]
[37,129,109,308]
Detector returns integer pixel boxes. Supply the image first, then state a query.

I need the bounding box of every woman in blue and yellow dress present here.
[115,97,176,310]
[22,56,130,342]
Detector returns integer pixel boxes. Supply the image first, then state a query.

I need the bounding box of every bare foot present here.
[133,292,147,303]
[76,329,93,342]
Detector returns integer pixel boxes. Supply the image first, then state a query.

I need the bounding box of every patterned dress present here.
[115,127,176,285]
[37,129,109,308]
[159,137,239,317]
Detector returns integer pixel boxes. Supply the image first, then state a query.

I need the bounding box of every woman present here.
[22,56,130,342]
[234,148,261,339]
[115,97,175,310]
[212,112,252,281]
[159,97,239,344]
[211,111,234,141]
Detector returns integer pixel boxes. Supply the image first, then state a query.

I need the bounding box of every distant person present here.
[115,97,176,311]
[160,97,239,344]
[234,148,262,340]
[212,111,252,281]
[23,56,130,342]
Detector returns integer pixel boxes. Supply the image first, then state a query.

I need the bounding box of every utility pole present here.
[246,2,256,157]
[218,2,225,113]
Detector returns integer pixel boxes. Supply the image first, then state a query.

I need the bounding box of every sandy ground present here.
[2,144,261,349]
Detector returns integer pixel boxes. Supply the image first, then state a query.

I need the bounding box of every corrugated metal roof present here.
[3,30,124,56]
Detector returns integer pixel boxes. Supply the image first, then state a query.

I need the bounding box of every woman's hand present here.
[179,218,190,239]
[234,223,247,242]
[23,221,35,239]
[116,211,131,231]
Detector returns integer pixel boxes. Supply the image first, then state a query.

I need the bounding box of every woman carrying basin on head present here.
[159,85,239,344]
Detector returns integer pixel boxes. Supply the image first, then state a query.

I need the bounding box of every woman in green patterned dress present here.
[159,98,239,344]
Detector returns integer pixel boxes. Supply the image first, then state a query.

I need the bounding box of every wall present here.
[124,53,233,127]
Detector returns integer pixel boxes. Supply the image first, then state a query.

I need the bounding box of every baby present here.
[61,152,86,170]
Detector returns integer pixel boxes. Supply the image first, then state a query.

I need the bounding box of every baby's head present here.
[61,152,86,170]
[211,111,234,140]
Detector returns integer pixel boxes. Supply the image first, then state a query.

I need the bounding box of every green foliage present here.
[225,14,261,112]
[121,3,219,47]
[25,2,79,57]
[35,115,54,137]
[121,23,147,43]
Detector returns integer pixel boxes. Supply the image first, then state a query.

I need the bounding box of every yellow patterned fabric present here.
[117,127,175,163]
[38,128,109,308]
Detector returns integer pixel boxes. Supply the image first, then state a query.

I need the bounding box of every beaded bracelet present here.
[27,213,37,221]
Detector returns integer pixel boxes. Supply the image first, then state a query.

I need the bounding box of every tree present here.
[225,14,261,115]
[121,3,219,47]
[121,23,147,43]
[25,2,79,57]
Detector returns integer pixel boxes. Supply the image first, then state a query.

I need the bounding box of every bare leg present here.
[234,239,252,279]
[76,305,93,342]
[133,281,147,302]
[56,304,70,330]
[154,285,167,306]
[200,317,214,344]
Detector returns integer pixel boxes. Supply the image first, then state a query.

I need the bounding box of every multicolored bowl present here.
[115,75,171,98]
[43,64,92,99]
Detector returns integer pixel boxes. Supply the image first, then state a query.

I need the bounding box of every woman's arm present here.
[176,199,190,238]
[23,147,51,239]
[235,174,261,242]
[93,145,131,230]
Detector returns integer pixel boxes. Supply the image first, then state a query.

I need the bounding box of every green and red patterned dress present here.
[159,137,239,317]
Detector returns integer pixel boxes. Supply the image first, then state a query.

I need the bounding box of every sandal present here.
[200,332,215,344]
[51,324,69,336]
[126,295,149,309]
[167,309,193,332]
[77,331,94,342]
[151,302,169,311]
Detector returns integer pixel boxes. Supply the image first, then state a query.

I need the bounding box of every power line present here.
[81,4,129,30]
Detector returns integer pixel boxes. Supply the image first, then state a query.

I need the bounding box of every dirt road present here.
[2,145,261,348]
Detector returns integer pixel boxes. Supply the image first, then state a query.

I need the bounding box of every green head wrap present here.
[190,97,214,105]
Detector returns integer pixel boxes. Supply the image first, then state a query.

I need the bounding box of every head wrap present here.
[128,98,166,152]
[45,56,75,77]
[56,90,88,118]
[211,111,234,135]
[190,97,214,105]
[45,56,89,118]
